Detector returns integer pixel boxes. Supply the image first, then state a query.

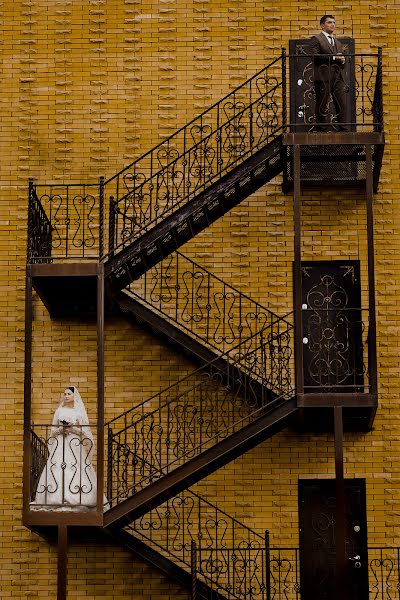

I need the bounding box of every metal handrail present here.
[104,54,284,187]
[106,323,294,505]
[125,249,293,356]
[106,318,294,429]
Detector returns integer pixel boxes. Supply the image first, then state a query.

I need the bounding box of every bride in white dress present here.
[31,387,99,510]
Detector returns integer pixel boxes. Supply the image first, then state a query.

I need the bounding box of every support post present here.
[366,145,377,401]
[97,263,105,518]
[334,406,348,600]
[99,176,105,259]
[265,529,271,600]
[293,144,304,397]
[23,266,33,521]
[57,525,68,600]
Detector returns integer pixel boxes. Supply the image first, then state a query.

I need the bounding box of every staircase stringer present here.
[105,135,284,291]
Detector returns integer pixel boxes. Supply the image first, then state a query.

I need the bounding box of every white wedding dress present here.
[31,392,99,511]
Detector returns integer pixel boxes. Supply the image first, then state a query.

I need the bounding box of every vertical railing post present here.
[65,186,69,258]
[265,530,271,600]
[366,144,378,404]
[191,540,197,600]
[282,48,287,132]
[293,144,304,398]
[249,77,254,150]
[108,196,116,257]
[99,176,104,259]
[27,179,34,262]
[107,427,113,508]
[377,47,383,132]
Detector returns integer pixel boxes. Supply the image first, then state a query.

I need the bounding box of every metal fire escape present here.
[24,45,385,600]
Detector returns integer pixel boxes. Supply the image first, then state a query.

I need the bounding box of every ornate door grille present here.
[301,260,364,393]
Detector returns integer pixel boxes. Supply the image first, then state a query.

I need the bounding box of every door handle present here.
[349,555,361,568]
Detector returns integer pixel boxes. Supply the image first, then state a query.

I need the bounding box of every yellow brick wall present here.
[1,0,399,597]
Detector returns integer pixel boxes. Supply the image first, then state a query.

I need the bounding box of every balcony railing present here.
[301,307,373,394]
[191,541,270,600]
[29,424,100,511]
[27,179,104,263]
[289,51,383,133]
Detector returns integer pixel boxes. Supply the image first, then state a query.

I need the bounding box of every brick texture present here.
[1,0,399,597]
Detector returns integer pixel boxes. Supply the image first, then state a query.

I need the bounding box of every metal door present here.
[301,260,364,393]
[299,478,368,600]
[289,38,356,133]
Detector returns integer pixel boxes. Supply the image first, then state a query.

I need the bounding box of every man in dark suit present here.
[310,15,348,131]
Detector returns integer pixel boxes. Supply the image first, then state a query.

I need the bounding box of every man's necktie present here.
[328,35,334,46]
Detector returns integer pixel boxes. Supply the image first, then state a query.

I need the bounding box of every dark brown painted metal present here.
[27,512,103,527]
[283,132,384,146]
[334,407,349,600]
[31,264,99,319]
[293,144,304,397]
[366,145,378,427]
[99,176,105,259]
[24,264,104,528]
[298,392,376,407]
[96,264,105,520]
[106,527,227,600]
[191,540,197,600]
[23,266,33,526]
[104,137,283,290]
[57,525,68,600]
[265,530,271,600]
[104,398,297,527]
[31,263,99,277]
[301,260,364,394]
[299,479,369,599]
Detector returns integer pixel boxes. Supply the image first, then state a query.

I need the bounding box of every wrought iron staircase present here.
[113,249,292,368]
[24,48,385,600]
[104,322,295,527]
[103,54,285,292]
[107,489,271,600]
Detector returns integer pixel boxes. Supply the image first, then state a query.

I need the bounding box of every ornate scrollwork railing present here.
[27,182,53,264]
[369,547,400,599]
[302,306,370,393]
[372,49,383,133]
[30,429,49,501]
[129,488,266,573]
[126,250,293,356]
[26,50,384,263]
[106,323,294,508]
[29,424,98,509]
[192,545,270,600]
[27,179,104,262]
[290,51,383,133]
[104,55,285,257]
[221,546,400,600]
[127,491,270,600]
